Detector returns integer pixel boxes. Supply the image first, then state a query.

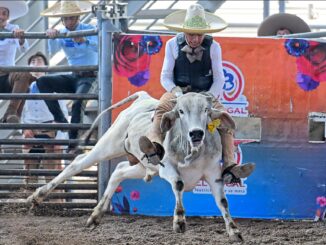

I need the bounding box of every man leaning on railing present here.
[36,1,98,151]
[0,1,35,123]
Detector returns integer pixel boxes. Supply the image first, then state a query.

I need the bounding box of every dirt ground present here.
[0,205,325,245]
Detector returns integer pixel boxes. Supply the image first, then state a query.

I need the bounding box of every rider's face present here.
[185,33,205,48]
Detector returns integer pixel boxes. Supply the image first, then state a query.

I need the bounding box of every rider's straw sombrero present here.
[0,1,28,21]
[163,4,228,34]
[257,13,311,36]
[41,0,93,17]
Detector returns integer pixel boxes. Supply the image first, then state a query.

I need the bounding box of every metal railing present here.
[0,29,98,40]
[0,27,100,207]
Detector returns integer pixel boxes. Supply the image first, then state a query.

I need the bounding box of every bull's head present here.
[161,93,235,152]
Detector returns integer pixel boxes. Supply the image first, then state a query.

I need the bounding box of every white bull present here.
[27,91,243,242]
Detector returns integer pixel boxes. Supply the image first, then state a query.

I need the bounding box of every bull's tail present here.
[82,92,146,143]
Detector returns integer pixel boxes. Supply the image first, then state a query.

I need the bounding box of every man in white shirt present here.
[22,52,69,185]
[139,4,255,184]
[0,1,35,123]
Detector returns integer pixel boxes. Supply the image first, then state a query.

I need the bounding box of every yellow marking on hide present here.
[207,119,221,133]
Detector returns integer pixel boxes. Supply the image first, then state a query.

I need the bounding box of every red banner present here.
[112,35,326,143]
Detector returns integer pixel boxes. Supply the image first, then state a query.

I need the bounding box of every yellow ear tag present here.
[207,119,221,134]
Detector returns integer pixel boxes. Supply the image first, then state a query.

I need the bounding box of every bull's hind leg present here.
[27,127,127,207]
[206,177,243,242]
[86,161,146,228]
[159,164,186,233]
[27,153,88,206]
[27,150,121,206]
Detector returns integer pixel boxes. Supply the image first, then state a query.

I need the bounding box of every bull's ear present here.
[209,109,236,130]
[161,110,179,133]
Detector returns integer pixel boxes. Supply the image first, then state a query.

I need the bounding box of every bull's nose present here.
[189,129,204,142]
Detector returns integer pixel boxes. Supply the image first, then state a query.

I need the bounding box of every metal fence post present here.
[97,3,113,201]
[97,1,120,200]
[263,0,270,19]
[279,0,286,13]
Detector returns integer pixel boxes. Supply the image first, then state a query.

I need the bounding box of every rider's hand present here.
[171,86,183,97]
[181,85,192,94]
[200,91,215,98]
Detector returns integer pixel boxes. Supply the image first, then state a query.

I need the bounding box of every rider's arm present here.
[160,37,178,92]
[209,41,225,99]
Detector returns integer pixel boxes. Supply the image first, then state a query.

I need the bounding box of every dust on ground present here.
[0,205,325,245]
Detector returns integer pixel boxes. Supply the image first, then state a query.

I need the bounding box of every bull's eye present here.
[179,109,184,115]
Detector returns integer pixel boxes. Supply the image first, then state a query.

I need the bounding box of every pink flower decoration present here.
[316,196,326,207]
[114,35,150,78]
[115,186,123,193]
[130,190,140,200]
[133,207,138,212]
[296,42,326,83]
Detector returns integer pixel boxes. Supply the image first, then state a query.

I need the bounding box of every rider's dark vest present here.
[173,33,213,92]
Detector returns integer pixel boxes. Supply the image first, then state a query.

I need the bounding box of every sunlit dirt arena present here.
[0,206,325,245]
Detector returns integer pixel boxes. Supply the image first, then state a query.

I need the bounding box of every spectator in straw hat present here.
[257,13,311,36]
[0,1,35,123]
[36,0,98,143]
[138,4,255,184]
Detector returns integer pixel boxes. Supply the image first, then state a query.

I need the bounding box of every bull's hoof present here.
[86,217,99,230]
[230,232,244,243]
[26,195,41,209]
[143,174,153,182]
[86,214,102,228]
[173,220,186,233]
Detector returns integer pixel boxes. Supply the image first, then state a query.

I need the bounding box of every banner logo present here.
[221,61,249,117]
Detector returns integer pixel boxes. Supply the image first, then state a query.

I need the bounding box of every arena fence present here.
[0,91,99,208]
[0,1,123,209]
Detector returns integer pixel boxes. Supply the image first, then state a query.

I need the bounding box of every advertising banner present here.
[110,35,326,219]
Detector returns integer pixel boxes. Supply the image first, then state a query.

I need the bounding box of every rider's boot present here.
[139,92,177,165]
[220,129,255,184]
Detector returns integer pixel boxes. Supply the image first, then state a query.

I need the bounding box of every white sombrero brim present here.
[40,1,93,17]
[0,1,28,21]
[163,10,228,34]
[257,13,311,36]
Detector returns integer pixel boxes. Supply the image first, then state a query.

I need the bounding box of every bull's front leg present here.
[159,163,186,233]
[205,175,243,242]
[86,161,146,228]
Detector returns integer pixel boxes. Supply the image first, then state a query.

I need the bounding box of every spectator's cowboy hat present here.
[0,1,28,21]
[257,13,311,36]
[163,4,227,34]
[41,0,93,17]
